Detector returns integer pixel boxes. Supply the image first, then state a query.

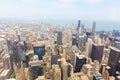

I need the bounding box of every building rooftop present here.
[0,69,10,77]
[110,46,120,52]
[94,43,104,46]
[81,75,89,80]
[84,64,93,69]
[33,43,45,47]
[76,54,86,59]
[29,60,43,67]
[36,76,45,80]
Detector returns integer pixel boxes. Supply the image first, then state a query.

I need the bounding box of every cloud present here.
[48,0,78,8]
[19,0,34,3]
[84,0,104,4]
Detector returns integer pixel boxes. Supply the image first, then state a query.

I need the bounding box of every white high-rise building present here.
[86,38,93,57]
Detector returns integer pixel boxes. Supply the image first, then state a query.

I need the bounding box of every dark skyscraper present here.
[77,20,81,31]
[108,47,120,76]
[17,35,21,42]
[30,66,44,80]
[76,20,81,46]
[33,44,45,60]
[72,36,77,45]
[91,44,104,62]
[57,31,62,45]
[74,55,86,72]
[12,41,20,63]
[51,54,59,65]
[92,21,96,36]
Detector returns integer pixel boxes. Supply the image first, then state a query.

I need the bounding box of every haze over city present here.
[0,0,120,21]
[0,0,120,80]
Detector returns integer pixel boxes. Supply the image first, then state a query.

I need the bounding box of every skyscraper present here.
[91,44,104,63]
[51,54,59,65]
[72,36,77,45]
[78,35,87,50]
[74,55,86,72]
[108,47,120,76]
[12,41,20,63]
[33,44,45,60]
[114,41,120,50]
[92,21,96,36]
[77,20,81,31]
[57,31,62,45]
[2,54,11,70]
[52,65,61,80]
[57,58,73,80]
[76,20,81,46]
[86,38,93,57]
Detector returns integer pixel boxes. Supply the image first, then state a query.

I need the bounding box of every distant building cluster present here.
[0,20,120,80]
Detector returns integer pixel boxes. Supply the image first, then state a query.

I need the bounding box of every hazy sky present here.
[0,0,120,21]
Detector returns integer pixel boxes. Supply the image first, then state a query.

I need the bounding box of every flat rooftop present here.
[84,64,93,69]
[0,69,10,77]
[110,46,120,52]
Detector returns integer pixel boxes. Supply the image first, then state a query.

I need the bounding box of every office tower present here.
[16,30,21,42]
[6,39,12,52]
[23,41,27,52]
[17,35,21,42]
[92,21,96,36]
[78,35,87,50]
[2,54,11,70]
[114,41,120,50]
[77,20,81,31]
[57,58,67,80]
[69,50,76,69]
[17,42,26,61]
[107,47,120,76]
[81,64,93,78]
[93,60,100,73]
[100,64,106,74]
[74,55,86,72]
[57,58,64,68]
[72,36,77,45]
[91,44,104,62]
[15,67,26,80]
[33,44,45,60]
[62,60,68,80]
[57,31,62,45]
[80,24,84,36]
[30,66,44,80]
[52,65,61,80]
[12,41,20,63]
[23,55,30,68]
[103,48,110,60]
[51,54,59,65]
[29,56,44,80]
[57,58,72,80]
[76,20,81,46]
[86,38,93,57]
[67,63,73,77]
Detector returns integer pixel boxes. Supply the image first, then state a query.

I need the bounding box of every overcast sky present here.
[0,0,120,21]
